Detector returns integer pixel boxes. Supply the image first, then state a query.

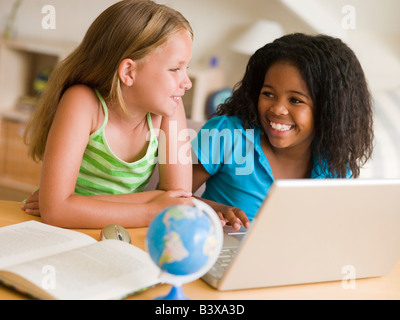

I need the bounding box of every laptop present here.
[202,179,400,291]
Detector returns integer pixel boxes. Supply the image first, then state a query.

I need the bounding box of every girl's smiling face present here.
[122,30,193,117]
[258,61,315,153]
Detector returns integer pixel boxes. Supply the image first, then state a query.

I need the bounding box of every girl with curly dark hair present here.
[192,33,374,230]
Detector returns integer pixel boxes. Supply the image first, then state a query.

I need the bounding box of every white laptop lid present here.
[217,179,400,291]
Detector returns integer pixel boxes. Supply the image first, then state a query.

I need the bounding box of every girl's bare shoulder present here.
[58,85,103,133]
[60,85,99,109]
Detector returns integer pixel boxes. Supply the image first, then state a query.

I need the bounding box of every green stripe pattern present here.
[74,90,158,195]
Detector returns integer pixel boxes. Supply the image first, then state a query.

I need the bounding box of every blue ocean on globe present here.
[146,204,218,276]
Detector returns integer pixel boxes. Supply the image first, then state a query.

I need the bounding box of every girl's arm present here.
[157,100,192,192]
[39,86,191,229]
[193,163,250,230]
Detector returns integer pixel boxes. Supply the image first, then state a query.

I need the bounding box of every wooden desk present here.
[1,200,399,300]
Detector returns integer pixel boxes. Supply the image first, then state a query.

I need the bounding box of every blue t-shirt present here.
[192,115,339,221]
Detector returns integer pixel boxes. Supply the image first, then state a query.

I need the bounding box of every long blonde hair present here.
[25,0,193,162]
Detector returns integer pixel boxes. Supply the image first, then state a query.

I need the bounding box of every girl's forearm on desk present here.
[40,189,192,229]
[87,190,164,203]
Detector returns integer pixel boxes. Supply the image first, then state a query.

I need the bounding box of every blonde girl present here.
[22,0,194,228]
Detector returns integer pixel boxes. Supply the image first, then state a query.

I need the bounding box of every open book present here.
[0,221,160,300]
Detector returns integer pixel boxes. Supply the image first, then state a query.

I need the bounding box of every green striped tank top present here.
[75,90,158,195]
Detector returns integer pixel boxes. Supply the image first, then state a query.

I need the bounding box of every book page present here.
[0,221,96,269]
[2,239,161,300]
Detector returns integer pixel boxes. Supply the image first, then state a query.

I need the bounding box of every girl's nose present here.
[182,72,192,91]
[270,100,289,115]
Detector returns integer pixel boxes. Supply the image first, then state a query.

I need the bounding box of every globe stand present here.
[155,285,189,300]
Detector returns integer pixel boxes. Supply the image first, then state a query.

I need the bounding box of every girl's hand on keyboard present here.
[194,197,250,231]
[215,205,250,231]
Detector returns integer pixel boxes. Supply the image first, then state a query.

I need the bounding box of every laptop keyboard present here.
[208,247,239,279]
[203,226,246,283]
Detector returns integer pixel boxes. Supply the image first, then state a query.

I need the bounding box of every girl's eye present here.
[262,91,274,98]
[290,97,304,104]
[170,68,180,72]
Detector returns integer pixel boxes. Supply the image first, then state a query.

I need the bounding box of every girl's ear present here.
[118,58,137,86]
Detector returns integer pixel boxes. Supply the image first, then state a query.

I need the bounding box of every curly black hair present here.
[217,33,374,178]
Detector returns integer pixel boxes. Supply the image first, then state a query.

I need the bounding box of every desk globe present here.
[146,199,223,300]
